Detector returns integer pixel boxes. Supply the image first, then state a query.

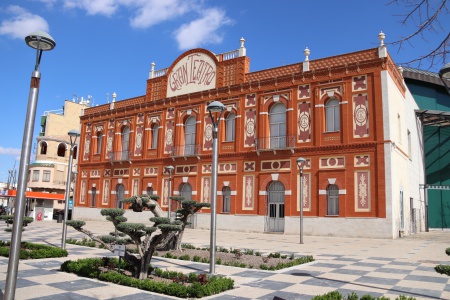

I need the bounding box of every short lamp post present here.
[61,129,80,250]
[4,31,56,300]
[207,100,225,274]
[166,165,174,220]
[297,157,306,244]
[439,62,450,95]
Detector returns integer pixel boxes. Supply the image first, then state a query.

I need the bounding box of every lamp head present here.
[297,157,306,170]
[68,129,80,145]
[166,165,175,173]
[207,101,225,113]
[25,31,56,51]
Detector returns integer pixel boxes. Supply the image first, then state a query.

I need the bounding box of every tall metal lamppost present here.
[61,129,80,249]
[297,157,306,244]
[166,165,174,220]
[439,62,450,94]
[207,100,225,274]
[4,31,56,300]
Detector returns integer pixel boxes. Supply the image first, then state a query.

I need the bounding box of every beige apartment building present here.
[25,99,88,220]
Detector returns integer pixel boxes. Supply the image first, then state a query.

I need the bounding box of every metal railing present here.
[255,135,296,152]
[170,145,200,158]
[109,151,132,163]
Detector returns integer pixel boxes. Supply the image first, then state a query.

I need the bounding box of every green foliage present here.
[268,252,281,258]
[0,241,68,259]
[101,208,126,217]
[0,215,33,227]
[66,220,86,229]
[435,264,450,276]
[99,235,116,244]
[181,243,196,250]
[66,237,96,247]
[150,217,170,225]
[178,254,190,261]
[62,257,234,298]
[122,195,157,212]
[116,222,145,234]
[311,291,415,300]
[446,247,450,256]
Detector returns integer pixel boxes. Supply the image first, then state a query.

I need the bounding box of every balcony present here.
[109,151,132,164]
[170,145,200,160]
[255,135,295,155]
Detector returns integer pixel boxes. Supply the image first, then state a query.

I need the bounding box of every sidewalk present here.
[0,220,449,299]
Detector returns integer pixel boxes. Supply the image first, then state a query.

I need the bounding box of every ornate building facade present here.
[75,35,424,238]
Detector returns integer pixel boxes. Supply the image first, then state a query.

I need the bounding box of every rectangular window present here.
[32,170,40,182]
[42,170,51,182]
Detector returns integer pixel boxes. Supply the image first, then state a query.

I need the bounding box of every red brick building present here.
[75,35,424,238]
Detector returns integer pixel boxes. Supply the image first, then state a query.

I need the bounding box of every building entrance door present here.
[265,181,285,232]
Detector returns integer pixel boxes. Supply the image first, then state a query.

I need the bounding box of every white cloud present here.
[0,5,49,39]
[127,0,194,29]
[0,147,21,156]
[63,0,118,16]
[174,8,232,50]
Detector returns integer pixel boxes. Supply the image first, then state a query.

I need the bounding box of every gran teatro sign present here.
[167,52,217,97]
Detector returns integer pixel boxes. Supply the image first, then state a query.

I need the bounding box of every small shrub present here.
[178,254,190,261]
[193,255,201,262]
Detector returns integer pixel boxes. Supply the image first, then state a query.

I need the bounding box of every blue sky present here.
[0,0,448,183]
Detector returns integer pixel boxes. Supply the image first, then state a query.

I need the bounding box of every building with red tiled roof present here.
[74,34,425,239]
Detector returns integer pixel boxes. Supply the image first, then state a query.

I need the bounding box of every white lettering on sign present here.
[167,53,216,97]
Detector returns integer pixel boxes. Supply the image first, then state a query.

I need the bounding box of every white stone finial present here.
[112,92,117,103]
[304,47,310,61]
[239,37,246,57]
[150,62,155,79]
[378,31,385,46]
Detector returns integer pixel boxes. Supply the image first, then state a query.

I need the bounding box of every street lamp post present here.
[439,62,450,95]
[297,157,306,244]
[61,129,80,249]
[4,31,56,300]
[166,165,174,220]
[207,100,225,274]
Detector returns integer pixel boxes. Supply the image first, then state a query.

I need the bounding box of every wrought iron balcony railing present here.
[170,144,200,159]
[255,135,295,154]
[109,151,132,163]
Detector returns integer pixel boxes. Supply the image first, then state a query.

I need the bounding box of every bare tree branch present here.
[387,0,449,69]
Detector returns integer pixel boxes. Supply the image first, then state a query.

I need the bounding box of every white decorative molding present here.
[271,173,279,180]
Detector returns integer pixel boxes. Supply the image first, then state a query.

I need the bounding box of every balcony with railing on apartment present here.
[170,144,200,159]
[255,135,296,155]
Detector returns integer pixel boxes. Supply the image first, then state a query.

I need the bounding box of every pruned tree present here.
[66,194,181,280]
[157,196,211,251]
[388,0,449,69]
[66,194,209,279]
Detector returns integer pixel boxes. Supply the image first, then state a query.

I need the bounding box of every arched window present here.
[184,116,196,155]
[325,98,340,132]
[96,132,103,154]
[116,184,125,208]
[146,186,153,195]
[121,126,130,160]
[269,103,286,148]
[91,187,97,207]
[222,186,231,213]
[327,184,339,215]
[40,141,47,155]
[57,143,66,157]
[180,183,192,201]
[151,123,159,149]
[225,113,235,142]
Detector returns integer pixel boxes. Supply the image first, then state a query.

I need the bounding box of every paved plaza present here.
[0,219,449,299]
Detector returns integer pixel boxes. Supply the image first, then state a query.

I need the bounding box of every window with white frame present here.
[151,123,159,149]
[42,170,51,182]
[184,116,196,155]
[269,103,287,148]
[325,98,340,132]
[32,170,40,182]
[96,132,103,154]
[225,113,235,142]
[327,184,339,215]
[121,126,130,160]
